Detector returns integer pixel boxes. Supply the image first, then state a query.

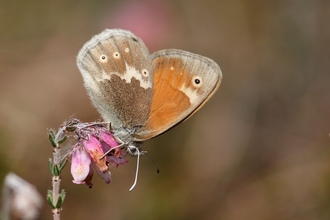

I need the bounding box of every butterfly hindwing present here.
[133,49,222,141]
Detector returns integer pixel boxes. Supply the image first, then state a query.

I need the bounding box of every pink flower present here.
[82,134,108,172]
[70,125,127,187]
[71,144,94,187]
[99,131,128,168]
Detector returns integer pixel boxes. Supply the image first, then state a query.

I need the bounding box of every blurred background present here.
[0,0,330,219]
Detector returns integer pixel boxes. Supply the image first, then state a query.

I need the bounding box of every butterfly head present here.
[126,143,145,157]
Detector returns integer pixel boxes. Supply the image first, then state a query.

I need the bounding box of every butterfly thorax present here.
[111,126,143,156]
[112,126,135,143]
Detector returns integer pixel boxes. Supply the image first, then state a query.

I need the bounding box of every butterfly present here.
[76,29,222,188]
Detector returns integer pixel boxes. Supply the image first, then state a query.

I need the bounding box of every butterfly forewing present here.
[77,29,154,131]
[133,49,222,141]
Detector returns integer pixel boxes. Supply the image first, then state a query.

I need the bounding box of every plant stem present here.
[52,150,61,220]
[50,126,66,220]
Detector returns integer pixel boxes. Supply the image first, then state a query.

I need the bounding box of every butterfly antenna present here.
[144,152,160,173]
[129,147,140,191]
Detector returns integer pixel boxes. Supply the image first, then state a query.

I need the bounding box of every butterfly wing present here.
[77,29,153,131]
[133,49,222,141]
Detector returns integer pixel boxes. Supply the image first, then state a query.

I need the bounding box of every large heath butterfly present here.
[77,29,222,158]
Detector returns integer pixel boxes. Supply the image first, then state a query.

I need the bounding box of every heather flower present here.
[82,134,108,172]
[70,123,128,187]
[71,144,92,185]
[99,131,128,168]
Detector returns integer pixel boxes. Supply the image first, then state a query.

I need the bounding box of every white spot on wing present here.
[141,69,149,78]
[191,76,202,88]
[100,55,108,62]
[113,52,120,59]
[99,62,152,89]
[179,85,199,104]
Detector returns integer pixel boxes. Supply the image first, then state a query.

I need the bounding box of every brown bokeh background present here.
[1,0,330,219]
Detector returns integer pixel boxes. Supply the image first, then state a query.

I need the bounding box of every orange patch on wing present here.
[138,57,192,138]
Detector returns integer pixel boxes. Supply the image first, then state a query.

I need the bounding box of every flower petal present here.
[71,145,91,183]
[83,164,94,188]
[83,135,108,172]
[99,130,119,148]
[91,162,111,184]
[98,130,128,167]
[107,149,128,168]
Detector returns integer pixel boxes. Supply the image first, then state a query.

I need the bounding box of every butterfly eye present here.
[141,69,149,78]
[124,48,129,53]
[127,145,139,156]
[113,52,121,59]
[192,76,202,88]
[100,55,108,62]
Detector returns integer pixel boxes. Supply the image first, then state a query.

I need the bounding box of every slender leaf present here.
[57,135,67,145]
[47,190,55,208]
[48,159,54,175]
[53,164,60,176]
[55,196,62,209]
[60,189,66,202]
[59,159,68,172]
[48,130,57,148]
